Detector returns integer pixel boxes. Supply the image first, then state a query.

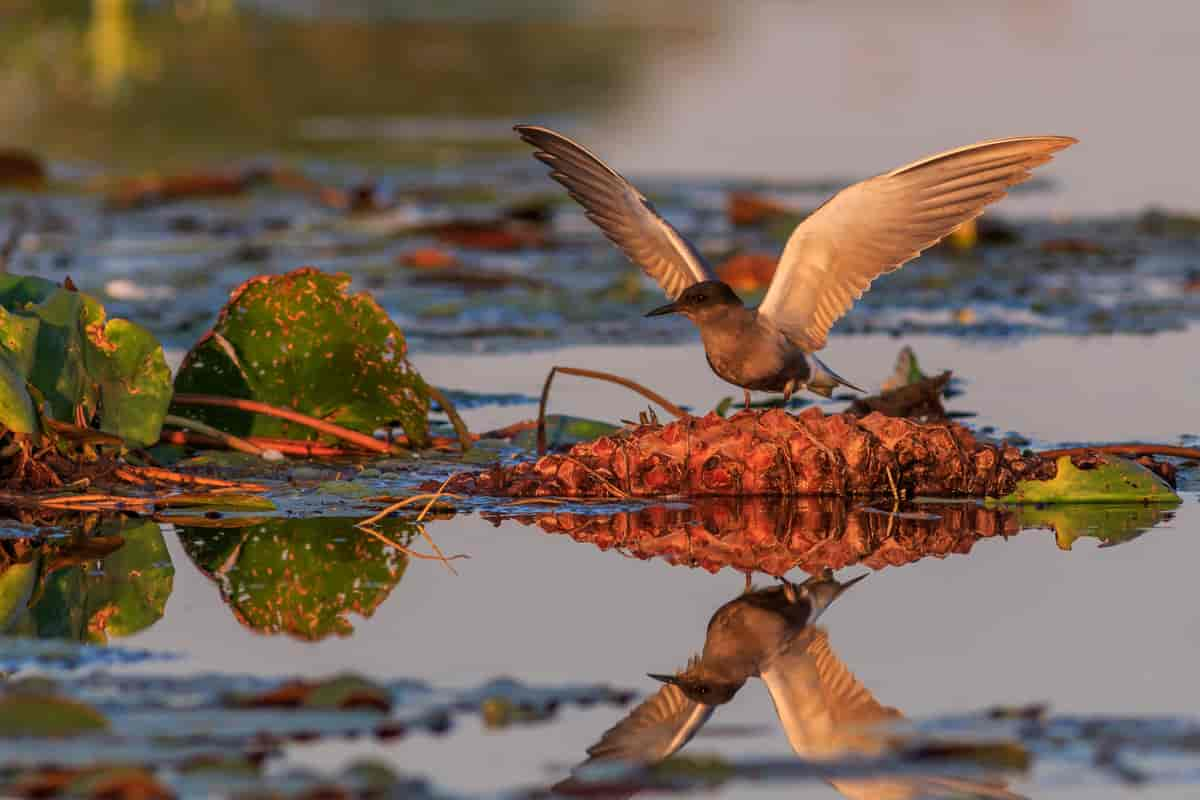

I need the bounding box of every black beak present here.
[645,301,682,318]
[647,673,680,685]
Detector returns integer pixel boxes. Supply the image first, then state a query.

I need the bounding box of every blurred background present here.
[2,0,1200,215]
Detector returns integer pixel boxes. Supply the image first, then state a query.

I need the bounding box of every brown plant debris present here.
[847,371,953,420]
[444,408,1056,499]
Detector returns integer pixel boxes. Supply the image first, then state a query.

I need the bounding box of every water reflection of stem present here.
[357,524,467,575]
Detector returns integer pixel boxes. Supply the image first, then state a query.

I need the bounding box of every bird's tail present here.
[807,354,866,397]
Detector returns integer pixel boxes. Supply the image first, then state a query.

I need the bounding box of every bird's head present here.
[646,670,744,706]
[645,280,743,323]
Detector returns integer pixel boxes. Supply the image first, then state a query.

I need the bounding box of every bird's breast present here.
[700,324,809,392]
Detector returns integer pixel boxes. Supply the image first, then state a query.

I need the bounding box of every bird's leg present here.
[743,388,752,411]
[777,575,798,604]
[743,572,753,593]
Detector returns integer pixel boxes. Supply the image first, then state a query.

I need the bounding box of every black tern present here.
[554,572,1023,800]
[516,125,1076,407]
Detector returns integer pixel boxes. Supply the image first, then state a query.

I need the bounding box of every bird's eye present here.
[694,294,707,303]
[695,687,709,696]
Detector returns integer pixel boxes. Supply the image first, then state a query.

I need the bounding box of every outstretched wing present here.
[764,628,1025,800]
[757,136,1077,351]
[515,125,716,299]
[551,682,714,797]
[584,682,714,763]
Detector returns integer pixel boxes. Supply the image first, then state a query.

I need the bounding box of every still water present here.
[2,2,1200,797]
[85,334,1196,797]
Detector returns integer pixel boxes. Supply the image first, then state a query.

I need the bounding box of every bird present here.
[552,571,1023,800]
[515,125,1076,408]
[551,570,863,795]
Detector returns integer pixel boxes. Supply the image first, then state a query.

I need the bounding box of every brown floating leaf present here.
[715,252,777,293]
[445,408,1056,499]
[398,247,459,270]
[0,150,46,189]
[228,673,392,712]
[847,372,952,420]
[408,267,552,292]
[725,191,798,226]
[107,169,259,209]
[423,220,546,251]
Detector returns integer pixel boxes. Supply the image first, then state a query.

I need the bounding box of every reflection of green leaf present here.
[0,557,38,634]
[176,517,413,641]
[994,455,1181,504]
[172,268,430,447]
[0,275,171,445]
[1019,504,1171,551]
[30,520,175,642]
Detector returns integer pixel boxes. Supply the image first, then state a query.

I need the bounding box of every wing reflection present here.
[555,574,1023,799]
[499,496,1171,575]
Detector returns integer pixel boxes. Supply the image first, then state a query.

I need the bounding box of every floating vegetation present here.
[444,407,1180,501]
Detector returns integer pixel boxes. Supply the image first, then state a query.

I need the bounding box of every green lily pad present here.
[0,694,110,737]
[0,275,171,446]
[176,516,414,641]
[993,455,1181,504]
[0,358,38,435]
[509,414,620,451]
[172,268,430,448]
[30,520,175,642]
[0,558,39,634]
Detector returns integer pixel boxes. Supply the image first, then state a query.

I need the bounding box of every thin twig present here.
[354,490,464,529]
[537,366,686,455]
[561,455,630,499]
[163,414,266,457]
[171,393,391,454]
[358,525,468,568]
[417,475,457,522]
[1036,444,1200,460]
[114,466,269,492]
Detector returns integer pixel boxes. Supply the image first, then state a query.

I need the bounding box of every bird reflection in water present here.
[553,571,1023,799]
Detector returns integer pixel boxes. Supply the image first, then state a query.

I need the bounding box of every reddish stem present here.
[1037,444,1200,460]
[171,394,391,454]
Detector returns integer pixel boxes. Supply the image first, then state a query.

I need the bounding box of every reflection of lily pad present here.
[30,521,175,643]
[1019,504,1172,550]
[0,557,39,634]
[996,455,1180,504]
[176,517,413,641]
[172,268,430,447]
[0,275,172,446]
